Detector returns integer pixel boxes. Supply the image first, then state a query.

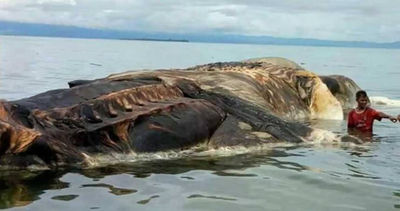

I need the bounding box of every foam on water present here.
[77,128,362,169]
[307,128,362,145]
[307,128,340,143]
[80,143,296,169]
[370,96,400,107]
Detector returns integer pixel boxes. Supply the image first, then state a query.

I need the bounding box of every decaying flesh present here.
[0,59,360,168]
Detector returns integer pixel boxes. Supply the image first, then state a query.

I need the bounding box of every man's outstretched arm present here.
[378,112,398,123]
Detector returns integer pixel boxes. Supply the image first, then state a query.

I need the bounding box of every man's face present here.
[357,96,368,109]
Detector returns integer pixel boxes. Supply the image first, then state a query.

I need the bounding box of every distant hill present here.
[1,21,399,49]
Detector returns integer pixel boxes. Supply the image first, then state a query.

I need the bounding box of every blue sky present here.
[0,0,399,42]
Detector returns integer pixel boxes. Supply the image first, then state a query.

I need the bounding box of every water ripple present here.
[137,195,160,205]
[51,194,79,201]
[187,194,237,201]
[81,183,137,195]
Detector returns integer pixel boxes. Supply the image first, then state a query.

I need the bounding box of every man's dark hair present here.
[356,90,368,100]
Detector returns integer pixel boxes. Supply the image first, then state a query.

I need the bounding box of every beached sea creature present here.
[0,58,360,168]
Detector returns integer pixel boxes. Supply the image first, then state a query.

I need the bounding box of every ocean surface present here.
[0,35,400,210]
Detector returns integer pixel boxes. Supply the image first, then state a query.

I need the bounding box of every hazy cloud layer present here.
[0,0,399,42]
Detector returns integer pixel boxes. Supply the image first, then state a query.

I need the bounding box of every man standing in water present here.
[348,90,397,134]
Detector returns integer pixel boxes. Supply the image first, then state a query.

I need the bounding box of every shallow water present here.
[0,35,400,210]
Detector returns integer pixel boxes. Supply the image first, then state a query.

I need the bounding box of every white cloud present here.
[0,0,399,42]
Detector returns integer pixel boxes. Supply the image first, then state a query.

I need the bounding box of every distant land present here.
[120,38,189,42]
[1,21,399,49]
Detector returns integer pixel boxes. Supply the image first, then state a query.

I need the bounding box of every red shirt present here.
[347,107,382,133]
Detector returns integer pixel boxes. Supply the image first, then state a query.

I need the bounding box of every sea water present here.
[0,35,399,210]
